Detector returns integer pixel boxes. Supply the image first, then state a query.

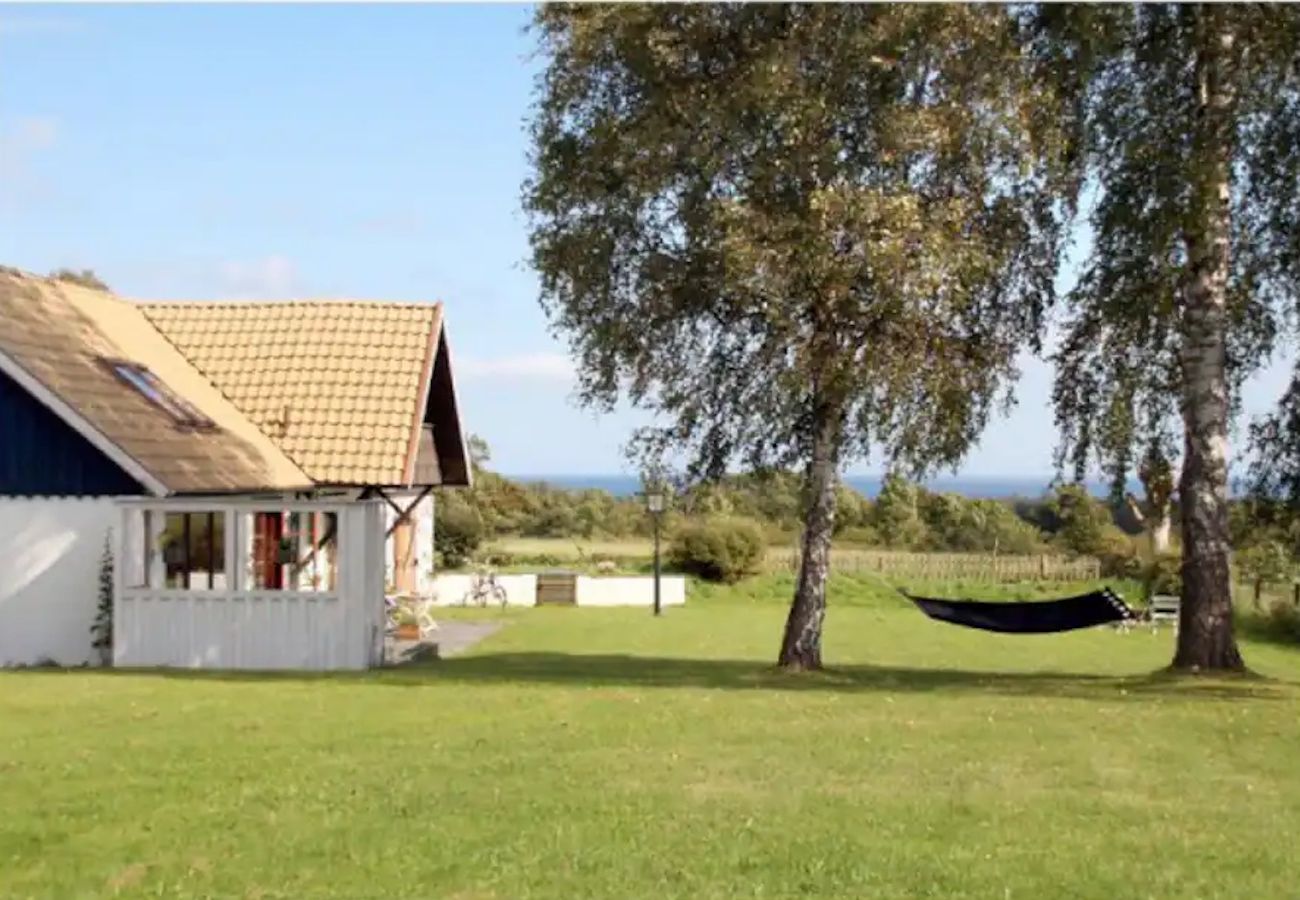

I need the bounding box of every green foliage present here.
[668,517,765,583]
[525,4,1071,661]
[1037,5,1299,484]
[918,494,1046,555]
[1038,484,1138,576]
[1047,484,1113,557]
[1261,601,1300,644]
[836,526,881,547]
[90,534,113,664]
[436,498,484,569]
[439,437,1189,563]
[1237,539,1294,592]
[1239,598,1300,647]
[49,268,110,291]
[871,473,928,548]
[1142,553,1183,598]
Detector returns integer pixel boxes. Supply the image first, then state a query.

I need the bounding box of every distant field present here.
[481,537,1100,582]
[486,537,654,561]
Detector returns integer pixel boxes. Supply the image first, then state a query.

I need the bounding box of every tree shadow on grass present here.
[403,652,1292,702]
[54,651,1294,703]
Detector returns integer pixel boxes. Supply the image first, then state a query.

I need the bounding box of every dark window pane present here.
[162,513,189,589]
[161,512,225,590]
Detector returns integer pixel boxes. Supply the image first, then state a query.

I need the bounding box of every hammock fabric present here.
[902,587,1135,635]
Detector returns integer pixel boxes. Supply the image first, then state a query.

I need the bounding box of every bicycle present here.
[462,569,508,608]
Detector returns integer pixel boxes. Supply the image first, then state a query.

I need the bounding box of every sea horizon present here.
[501,473,1139,499]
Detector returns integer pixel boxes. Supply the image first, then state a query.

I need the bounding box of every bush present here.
[836,525,881,546]
[1264,601,1300,642]
[1096,527,1142,578]
[437,503,484,569]
[1241,599,1300,645]
[668,517,765,583]
[1142,552,1182,597]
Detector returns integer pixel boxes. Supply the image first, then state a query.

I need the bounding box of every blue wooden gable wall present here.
[0,368,145,496]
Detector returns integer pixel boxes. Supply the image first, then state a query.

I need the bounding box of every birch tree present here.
[525,4,1070,669]
[1034,4,1300,670]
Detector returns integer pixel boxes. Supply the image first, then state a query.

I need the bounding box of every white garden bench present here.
[1148,594,1180,631]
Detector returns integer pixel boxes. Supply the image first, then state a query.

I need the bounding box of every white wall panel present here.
[0,497,117,666]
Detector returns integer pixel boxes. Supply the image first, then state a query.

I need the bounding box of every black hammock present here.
[901,587,1135,635]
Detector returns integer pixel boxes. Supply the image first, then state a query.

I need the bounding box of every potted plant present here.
[277,537,297,565]
[394,605,420,641]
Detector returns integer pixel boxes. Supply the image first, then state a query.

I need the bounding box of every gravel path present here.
[385,620,505,665]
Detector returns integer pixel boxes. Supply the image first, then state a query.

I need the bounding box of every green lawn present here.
[4,575,1300,899]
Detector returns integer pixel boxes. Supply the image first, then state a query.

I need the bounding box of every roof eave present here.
[0,347,170,497]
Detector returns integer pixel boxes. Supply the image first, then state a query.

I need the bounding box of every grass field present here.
[4,575,1300,899]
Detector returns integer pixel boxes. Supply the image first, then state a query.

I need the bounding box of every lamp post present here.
[645,487,666,616]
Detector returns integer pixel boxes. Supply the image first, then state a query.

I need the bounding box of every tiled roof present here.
[141,300,443,486]
[0,270,312,494]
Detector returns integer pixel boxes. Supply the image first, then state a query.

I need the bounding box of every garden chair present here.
[1148,594,1180,633]
[414,596,439,641]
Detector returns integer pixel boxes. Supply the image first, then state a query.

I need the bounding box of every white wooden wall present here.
[0,497,117,666]
[429,573,539,606]
[426,573,687,608]
[115,499,385,671]
[383,490,435,594]
[574,575,687,607]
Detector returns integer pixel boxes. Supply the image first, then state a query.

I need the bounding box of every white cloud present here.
[0,16,84,38]
[0,116,58,174]
[0,117,59,210]
[216,255,302,299]
[458,352,575,381]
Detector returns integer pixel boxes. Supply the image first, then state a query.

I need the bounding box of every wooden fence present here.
[764,548,1101,583]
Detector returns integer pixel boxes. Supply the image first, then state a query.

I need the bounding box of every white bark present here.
[1174,18,1243,671]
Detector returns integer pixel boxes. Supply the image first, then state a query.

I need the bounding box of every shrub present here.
[1237,540,1294,603]
[836,525,881,546]
[437,503,484,569]
[1142,552,1182,597]
[1241,599,1300,645]
[1264,601,1300,642]
[480,550,516,568]
[1096,527,1142,578]
[668,517,765,583]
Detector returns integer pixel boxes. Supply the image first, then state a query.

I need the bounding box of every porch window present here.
[160,512,225,590]
[245,511,338,592]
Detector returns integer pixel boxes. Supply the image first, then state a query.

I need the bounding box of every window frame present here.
[160,510,226,591]
[101,358,216,430]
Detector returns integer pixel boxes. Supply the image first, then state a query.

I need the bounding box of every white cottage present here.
[0,266,470,669]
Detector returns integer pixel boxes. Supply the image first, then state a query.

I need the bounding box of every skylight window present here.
[108,361,215,429]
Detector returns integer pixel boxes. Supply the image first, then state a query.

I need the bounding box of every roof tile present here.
[141,298,442,485]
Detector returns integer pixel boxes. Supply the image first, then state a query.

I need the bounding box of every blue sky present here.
[1,4,1292,479]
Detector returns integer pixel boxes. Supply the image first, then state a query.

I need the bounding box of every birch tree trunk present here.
[1174,19,1244,672]
[1150,510,1173,557]
[779,401,842,671]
